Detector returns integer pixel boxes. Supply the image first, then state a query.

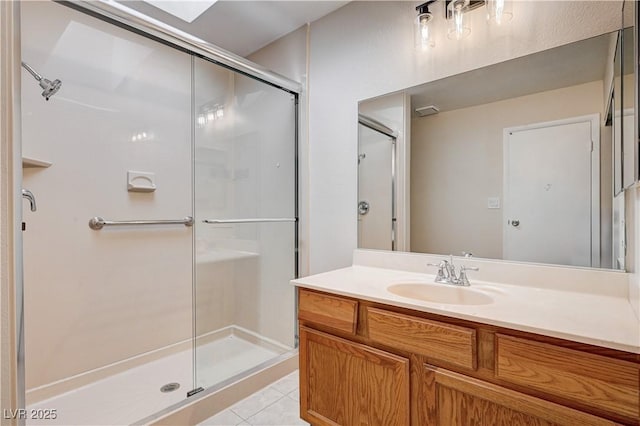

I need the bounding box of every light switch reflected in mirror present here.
[358,27,636,271]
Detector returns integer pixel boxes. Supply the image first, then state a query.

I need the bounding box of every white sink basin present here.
[387,283,494,305]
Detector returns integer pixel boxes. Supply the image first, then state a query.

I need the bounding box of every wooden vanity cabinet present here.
[299,326,410,426]
[297,288,640,426]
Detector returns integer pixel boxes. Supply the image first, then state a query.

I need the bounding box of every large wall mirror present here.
[358,18,637,271]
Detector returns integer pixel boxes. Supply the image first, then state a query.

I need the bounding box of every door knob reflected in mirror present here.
[358,201,370,215]
[22,189,37,212]
[509,219,520,227]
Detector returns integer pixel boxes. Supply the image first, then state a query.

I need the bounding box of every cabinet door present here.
[300,326,410,426]
[423,365,619,426]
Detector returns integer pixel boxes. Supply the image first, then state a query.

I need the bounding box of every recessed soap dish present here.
[127,171,156,193]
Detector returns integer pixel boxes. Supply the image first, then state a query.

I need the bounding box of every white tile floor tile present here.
[270,371,299,395]
[229,387,284,420]
[198,409,245,426]
[245,395,307,426]
[200,369,308,426]
[287,388,299,402]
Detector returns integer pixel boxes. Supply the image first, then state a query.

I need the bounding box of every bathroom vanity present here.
[293,251,640,426]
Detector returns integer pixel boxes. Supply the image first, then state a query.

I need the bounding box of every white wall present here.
[307,1,622,273]
[248,25,308,85]
[410,80,604,260]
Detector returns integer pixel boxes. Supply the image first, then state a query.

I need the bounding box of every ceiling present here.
[410,31,614,114]
[117,0,349,57]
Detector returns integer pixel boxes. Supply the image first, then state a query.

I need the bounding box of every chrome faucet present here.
[427,255,478,286]
[22,189,37,212]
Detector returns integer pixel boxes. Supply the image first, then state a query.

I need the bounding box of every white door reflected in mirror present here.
[503,115,597,268]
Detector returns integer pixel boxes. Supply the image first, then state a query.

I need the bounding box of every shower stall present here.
[17,1,298,424]
[357,114,397,251]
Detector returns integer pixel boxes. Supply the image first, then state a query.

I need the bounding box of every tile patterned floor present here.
[198,370,308,426]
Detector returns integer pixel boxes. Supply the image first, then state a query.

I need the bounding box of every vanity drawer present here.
[298,289,358,334]
[495,334,640,420]
[365,307,476,370]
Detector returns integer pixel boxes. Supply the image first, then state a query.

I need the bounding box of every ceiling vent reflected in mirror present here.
[415,105,440,117]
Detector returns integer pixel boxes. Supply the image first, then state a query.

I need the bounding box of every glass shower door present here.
[358,123,395,250]
[21,2,194,424]
[193,57,297,390]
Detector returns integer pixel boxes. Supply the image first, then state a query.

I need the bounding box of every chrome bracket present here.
[187,387,204,398]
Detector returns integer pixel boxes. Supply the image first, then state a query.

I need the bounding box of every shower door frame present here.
[2,0,26,422]
[6,0,301,422]
[62,1,301,94]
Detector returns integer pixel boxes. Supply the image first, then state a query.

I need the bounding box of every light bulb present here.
[448,3,470,40]
[207,110,215,121]
[415,12,435,50]
[414,2,436,51]
[197,115,206,127]
[487,0,512,24]
[216,108,224,118]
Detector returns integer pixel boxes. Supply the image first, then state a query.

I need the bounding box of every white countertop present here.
[292,265,640,354]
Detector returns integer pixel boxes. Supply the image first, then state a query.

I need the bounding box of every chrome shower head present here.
[21,61,62,101]
[38,78,62,101]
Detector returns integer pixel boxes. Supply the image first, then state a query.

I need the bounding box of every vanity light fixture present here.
[415,1,437,50]
[414,0,512,48]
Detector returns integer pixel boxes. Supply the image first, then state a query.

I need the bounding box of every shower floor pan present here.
[26,328,288,426]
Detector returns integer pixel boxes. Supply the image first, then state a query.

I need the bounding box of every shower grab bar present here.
[203,218,297,224]
[88,216,193,230]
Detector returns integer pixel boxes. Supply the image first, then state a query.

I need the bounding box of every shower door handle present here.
[202,218,297,224]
